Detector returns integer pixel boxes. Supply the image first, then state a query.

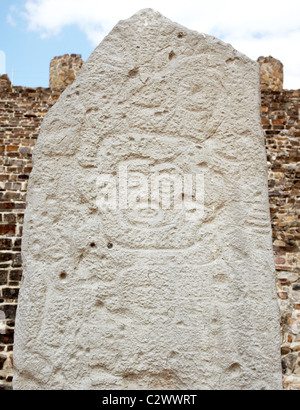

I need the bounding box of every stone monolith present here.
[14,9,283,390]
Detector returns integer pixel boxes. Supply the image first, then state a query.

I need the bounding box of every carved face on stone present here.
[97,134,210,249]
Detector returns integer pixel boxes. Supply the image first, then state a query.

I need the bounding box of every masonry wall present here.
[262,90,300,390]
[0,59,299,390]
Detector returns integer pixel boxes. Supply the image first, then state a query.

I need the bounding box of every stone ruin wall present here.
[262,90,300,389]
[258,56,284,92]
[49,54,83,90]
[0,54,299,390]
[0,64,67,390]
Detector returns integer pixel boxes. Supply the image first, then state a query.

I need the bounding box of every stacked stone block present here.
[0,54,299,389]
[0,74,62,390]
[49,54,83,90]
[262,89,300,389]
[258,56,284,92]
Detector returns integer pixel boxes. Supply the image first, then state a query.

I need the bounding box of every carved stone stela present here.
[13,9,283,390]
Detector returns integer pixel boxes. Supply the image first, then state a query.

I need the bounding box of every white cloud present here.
[21,0,300,88]
[0,51,6,75]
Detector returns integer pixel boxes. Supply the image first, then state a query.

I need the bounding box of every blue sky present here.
[0,0,94,87]
[1,0,300,89]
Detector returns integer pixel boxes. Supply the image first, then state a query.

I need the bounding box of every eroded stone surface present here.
[14,9,283,390]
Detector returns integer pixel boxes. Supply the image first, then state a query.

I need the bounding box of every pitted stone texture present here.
[258,56,284,92]
[14,9,283,390]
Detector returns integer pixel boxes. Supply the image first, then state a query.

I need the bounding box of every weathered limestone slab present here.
[14,9,283,390]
